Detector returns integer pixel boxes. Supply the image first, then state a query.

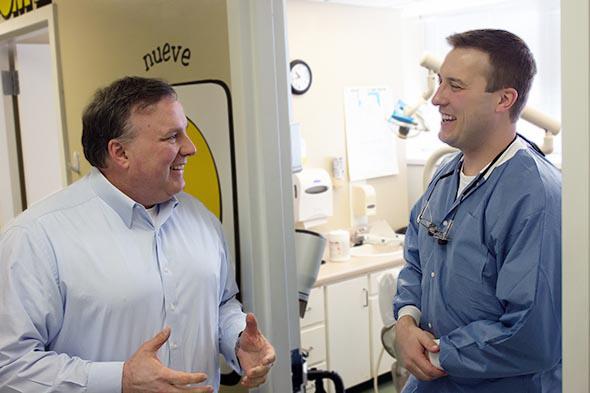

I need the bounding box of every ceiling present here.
[304,0,516,14]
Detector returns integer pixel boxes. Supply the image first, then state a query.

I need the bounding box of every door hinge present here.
[2,70,19,96]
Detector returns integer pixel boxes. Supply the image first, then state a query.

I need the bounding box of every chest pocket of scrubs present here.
[448,211,487,282]
[444,211,502,322]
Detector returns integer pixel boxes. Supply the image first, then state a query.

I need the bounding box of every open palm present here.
[236,313,276,388]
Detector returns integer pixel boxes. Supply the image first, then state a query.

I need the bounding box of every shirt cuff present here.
[222,318,247,374]
[428,339,443,370]
[87,361,124,393]
[397,305,421,325]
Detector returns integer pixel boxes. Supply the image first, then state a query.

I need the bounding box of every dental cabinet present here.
[300,250,404,392]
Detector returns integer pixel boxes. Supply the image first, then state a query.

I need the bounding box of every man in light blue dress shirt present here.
[0,77,275,393]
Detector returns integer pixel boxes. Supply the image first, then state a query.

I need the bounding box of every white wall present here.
[287,0,410,235]
[401,0,561,210]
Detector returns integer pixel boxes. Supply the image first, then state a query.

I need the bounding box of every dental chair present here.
[375,267,409,393]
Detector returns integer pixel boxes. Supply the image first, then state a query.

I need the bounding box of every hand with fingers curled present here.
[394,315,447,382]
[236,313,277,388]
[122,326,214,393]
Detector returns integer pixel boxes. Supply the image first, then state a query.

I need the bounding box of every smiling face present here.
[431,48,501,152]
[121,96,196,206]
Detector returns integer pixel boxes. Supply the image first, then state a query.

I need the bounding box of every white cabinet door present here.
[325,275,371,388]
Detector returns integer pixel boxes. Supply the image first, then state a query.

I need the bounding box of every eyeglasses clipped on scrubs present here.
[416,134,544,246]
[416,171,460,246]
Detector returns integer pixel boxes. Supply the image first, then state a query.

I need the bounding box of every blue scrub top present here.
[394,139,562,393]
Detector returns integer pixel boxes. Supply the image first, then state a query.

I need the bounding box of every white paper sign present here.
[344,87,398,181]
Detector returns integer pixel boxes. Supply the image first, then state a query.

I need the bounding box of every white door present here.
[0,14,67,230]
[15,42,64,206]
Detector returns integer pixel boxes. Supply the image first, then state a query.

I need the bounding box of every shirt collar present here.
[88,167,178,228]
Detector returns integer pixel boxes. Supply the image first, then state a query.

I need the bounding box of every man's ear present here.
[107,139,130,169]
[495,87,518,114]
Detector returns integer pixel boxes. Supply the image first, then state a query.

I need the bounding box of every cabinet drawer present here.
[300,287,325,327]
[301,324,326,366]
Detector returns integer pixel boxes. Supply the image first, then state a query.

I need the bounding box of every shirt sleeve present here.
[439,207,562,378]
[216,229,247,373]
[0,225,123,393]
[397,305,421,325]
[393,199,423,320]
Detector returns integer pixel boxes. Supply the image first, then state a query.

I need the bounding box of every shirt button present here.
[171,341,178,350]
[428,322,432,329]
[163,267,170,274]
[170,303,176,311]
[442,220,448,226]
[431,271,436,278]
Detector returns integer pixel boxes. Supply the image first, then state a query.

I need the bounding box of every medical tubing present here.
[307,368,345,393]
[373,346,386,393]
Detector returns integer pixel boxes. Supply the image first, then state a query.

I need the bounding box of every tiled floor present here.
[346,376,399,393]
[358,380,397,393]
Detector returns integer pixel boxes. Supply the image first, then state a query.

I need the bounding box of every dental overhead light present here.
[390,52,561,152]
[388,54,440,139]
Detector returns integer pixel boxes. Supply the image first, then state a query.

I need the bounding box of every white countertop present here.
[314,247,405,287]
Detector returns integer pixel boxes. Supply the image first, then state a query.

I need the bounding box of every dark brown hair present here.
[447,29,537,122]
[81,76,177,168]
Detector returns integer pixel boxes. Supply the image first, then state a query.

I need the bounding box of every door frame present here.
[0,4,67,227]
[562,0,590,391]
[228,1,590,392]
[227,1,299,392]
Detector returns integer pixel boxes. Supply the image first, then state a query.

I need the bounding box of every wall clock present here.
[290,59,312,95]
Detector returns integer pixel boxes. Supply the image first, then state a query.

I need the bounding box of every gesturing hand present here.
[394,316,447,381]
[122,326,213,393]
[236,313,276,388]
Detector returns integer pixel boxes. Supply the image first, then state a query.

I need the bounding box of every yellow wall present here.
[54,0,231,179]
[287,0,410,233]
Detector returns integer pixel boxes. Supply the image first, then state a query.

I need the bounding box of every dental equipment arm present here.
[402,70,438,119]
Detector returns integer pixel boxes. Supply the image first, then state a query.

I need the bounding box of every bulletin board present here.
[344,86,399,181]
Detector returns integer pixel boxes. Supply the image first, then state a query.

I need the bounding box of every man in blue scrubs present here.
[393,30,561,392]
[0,77,275,392]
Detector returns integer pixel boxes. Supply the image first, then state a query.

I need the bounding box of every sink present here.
[350,243,401,258]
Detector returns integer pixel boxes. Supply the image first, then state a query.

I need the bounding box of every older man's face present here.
[123,96,196,207]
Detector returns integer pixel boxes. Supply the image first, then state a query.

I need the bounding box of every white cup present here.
[327,229,350,262]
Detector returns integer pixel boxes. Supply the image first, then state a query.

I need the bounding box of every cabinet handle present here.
[362,288,368,308]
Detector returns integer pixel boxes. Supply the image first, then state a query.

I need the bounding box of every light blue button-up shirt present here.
[0,168,246,393]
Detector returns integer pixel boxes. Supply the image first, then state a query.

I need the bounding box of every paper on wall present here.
[344,86,398,181]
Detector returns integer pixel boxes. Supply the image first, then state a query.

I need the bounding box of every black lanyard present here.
[418,134,518,245]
